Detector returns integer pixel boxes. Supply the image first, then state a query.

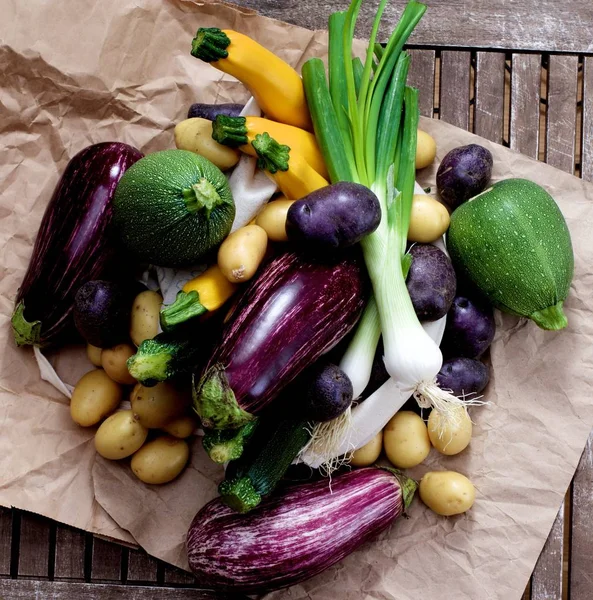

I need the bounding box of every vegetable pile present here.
[11,0,575,593]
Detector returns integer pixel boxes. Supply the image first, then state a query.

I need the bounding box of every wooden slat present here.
[127,549,158,583]
[474,52,506,143]
[91,537,122,582]
[164,565,197,585]
[531,499,565,600]
[582,57,593,183]
[17,512,51,579]
[570,431,593,599]
[407,49,436,118]
[439,51,471,130]
[510,54,541,159]
[54,525,86,582]
[0,508,12,577]
[545,54,579,172]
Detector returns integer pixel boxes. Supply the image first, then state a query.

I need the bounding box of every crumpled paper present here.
[2,0,593,598]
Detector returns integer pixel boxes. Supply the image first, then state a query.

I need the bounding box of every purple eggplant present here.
[11,142,143,348]
[187,467,416,594]
[193,249,368,429]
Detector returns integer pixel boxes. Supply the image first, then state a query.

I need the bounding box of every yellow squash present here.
[191,28,312,131]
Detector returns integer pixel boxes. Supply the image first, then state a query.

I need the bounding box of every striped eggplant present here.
[11,142,143,348]
[193,248,368,429]
[186,467,416,593]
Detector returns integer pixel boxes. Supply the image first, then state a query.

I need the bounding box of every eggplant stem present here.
[11,302,42,347]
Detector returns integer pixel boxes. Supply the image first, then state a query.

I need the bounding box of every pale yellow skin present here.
[217,224,268,283]
[86,344,103,367]
[255,198,294,242]
[383,410,431,469]
[350,430,383,467]
[407,194,451,243]
[419,471,476,516]
[131,436,190,484]
[130,382,191,429]
[70,369,123,427]
[130,290,162,347]
[428,405,473,455]
[163,414,198,438]
[94,410,148,460]
[101,343,137,385]
[415,130,437,169]
[174,118,240,171]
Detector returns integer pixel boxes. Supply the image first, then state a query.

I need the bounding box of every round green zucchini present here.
[447,178,574,330]
[113,149,235,267]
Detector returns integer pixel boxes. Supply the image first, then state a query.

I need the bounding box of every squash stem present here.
[530,301,568,330]
[251,132,290,173]
[190,27,230,62]
[218,477,262,513]
[160,290,207,332]
[211,115,248,147]
[182,178,225,217]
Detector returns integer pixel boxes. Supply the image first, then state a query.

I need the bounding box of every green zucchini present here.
[447,178,574,330]
[218,414,312,513]
[113,150,235,267]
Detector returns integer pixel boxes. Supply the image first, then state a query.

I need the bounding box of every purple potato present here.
[286,182,381,249]
[406,244,457,321]
[441,294,496,358]
[437,144,493,209]
[299,362,354,422]
[187,103,244,120]
[436,357,490,398]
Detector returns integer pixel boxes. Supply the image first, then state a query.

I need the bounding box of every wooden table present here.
[3,1,592,598]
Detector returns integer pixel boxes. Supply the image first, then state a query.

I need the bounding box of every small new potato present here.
[70,369,123,427]
[174,118,240,171]
[255,198,294,242]
[94,410,148,460]
[131,436,190,484]
[350,430,383,467]
[101,343,136,385]
[131,382,191,429]
[419,470,475,516]
[428,405,472,455]
[130,290,162,346]
[407,194,450,243]
[87,344,103,367]
[383,411,431,469]
[416,130,437,169]
[217,224,268,283]
[163,414,199,438]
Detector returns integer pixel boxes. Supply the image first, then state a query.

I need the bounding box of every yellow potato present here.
[131,382,191,429]
[350,430,383,467]
[217,224,268,283]
[255,198,294,242]
[383,410,431,469]
[101,343,136,385]
[86,344,103,367]
[419,471,475,516]
[428,405,472,455]
[131,436,190,484]
[94,410,148,460]
[130,290,162,346]
[163,414,199,438]
[70,369,123,427]
[174,118,240,171]
[407,194,451,243]
[415,130,437,169]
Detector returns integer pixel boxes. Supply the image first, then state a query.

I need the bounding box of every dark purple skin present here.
[441,294,496,359]
[195,248,368,423]
[12,142,143,348]
[406,244,457,321]
[359,337,389,403]
[187,102,244,120]
[437,144,493,209]
[436,357,490,398]
[298,362,353,422]
[286,182,381,249]
[73,280,132,348]
[187,468,412,594]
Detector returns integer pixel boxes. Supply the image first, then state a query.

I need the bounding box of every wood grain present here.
[54,526,86,581]
[408,49,436,118]
[17,512,50,579]
[127,549,158,583]
[91,537,122,582]
[0,508,12,576]
[439,51,471,130]
[231,0,593,54]
[474,52,505,143]
[545,54,579,173]
[164,564,198,585]
[582,57,593,183]
[510,54,541,159]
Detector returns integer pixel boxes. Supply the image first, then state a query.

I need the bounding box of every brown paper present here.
[2,1,593,598]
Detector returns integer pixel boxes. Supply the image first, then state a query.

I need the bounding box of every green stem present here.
[182,178,224,217]
[190,28,230,62]
[218,477,262,513]
[202,420,258,464]
[11,302,41,347]
[160,290,207,332]
[251,132,290,173]
[530,302,568,330]
[211,115,248,147]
